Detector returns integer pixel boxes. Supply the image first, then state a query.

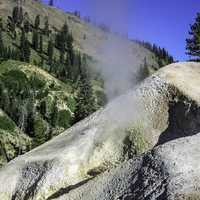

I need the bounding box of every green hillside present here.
[0,60,77,166]
[0,108,31,167]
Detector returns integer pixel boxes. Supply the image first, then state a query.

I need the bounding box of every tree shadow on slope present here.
[156,95,200,146]
[47,177,95,200]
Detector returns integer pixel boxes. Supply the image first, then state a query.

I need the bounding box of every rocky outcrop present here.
[1,62,200,199]
[55,133,200,200]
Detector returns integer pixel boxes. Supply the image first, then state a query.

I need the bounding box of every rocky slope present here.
[57,133,200,200]
[0,62,200,199]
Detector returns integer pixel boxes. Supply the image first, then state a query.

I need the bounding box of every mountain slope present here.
[0,0,155,60]
[0,0,159,76]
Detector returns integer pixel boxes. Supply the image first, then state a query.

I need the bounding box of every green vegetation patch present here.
[57,110,71,129]
[1,70,29,93]
[33,115,48,147]
[66,96,76,112]
[123,123,149,158]
[29,73,46,89]
[0,114,16,132]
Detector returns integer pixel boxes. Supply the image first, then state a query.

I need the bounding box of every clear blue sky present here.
[43,0,199,61]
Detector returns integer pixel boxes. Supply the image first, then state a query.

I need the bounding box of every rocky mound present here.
[1,62,200,199]
[55,133,200,200]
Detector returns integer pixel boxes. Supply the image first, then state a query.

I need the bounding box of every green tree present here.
[74,56,95,123]
[67,33,74,65]
[0,18,3,30]
[7,16,16,39]
[43,16,50,36]
[0,29,4,58]
[39,34,43,53]
[34,15,40,29]
[71,52,81,82]
[12,6,19,24]
[20,29,31,62]
[24,20,30,33]
[56,23,68,50]
[47,39,54,66]
[12,6,23,25]
[20,28,26,60]
[50,97,58,127]
[24,38,31,62]
[186,12,200,60]
[32,30,39,50]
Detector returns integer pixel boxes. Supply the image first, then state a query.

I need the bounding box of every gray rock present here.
[55,133,200,200]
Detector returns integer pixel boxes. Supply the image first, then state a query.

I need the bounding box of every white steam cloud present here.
[85,0,144,100]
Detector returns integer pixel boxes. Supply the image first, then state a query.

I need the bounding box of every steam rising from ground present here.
[86,0,143,100]
[96,36,142,100]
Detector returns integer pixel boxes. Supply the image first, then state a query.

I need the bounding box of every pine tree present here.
[12,6,23,25]
[18,6,23,25]
[51,97,58,127]
[7,16,16,39]
[12,48,20,60]
[67,33,74,65]
[20,29,30,62]
[44,16,50,36]
[74,55,95,123]
[186,12,200,60]
[56,23,68,50]
[47,39,54,66]
[65,53,72,79]
[0,29,4,58]
[24,38,31,62]
[59,51,65,64]
[34,15,40,29]
[20,28,26,61]
[26,95,35,136]
[12,6,19,24]
[24,19,30,33]
[32,30,39,50]
[70,52,81,81]
[0,18,3,30]
[39,34,43,53]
